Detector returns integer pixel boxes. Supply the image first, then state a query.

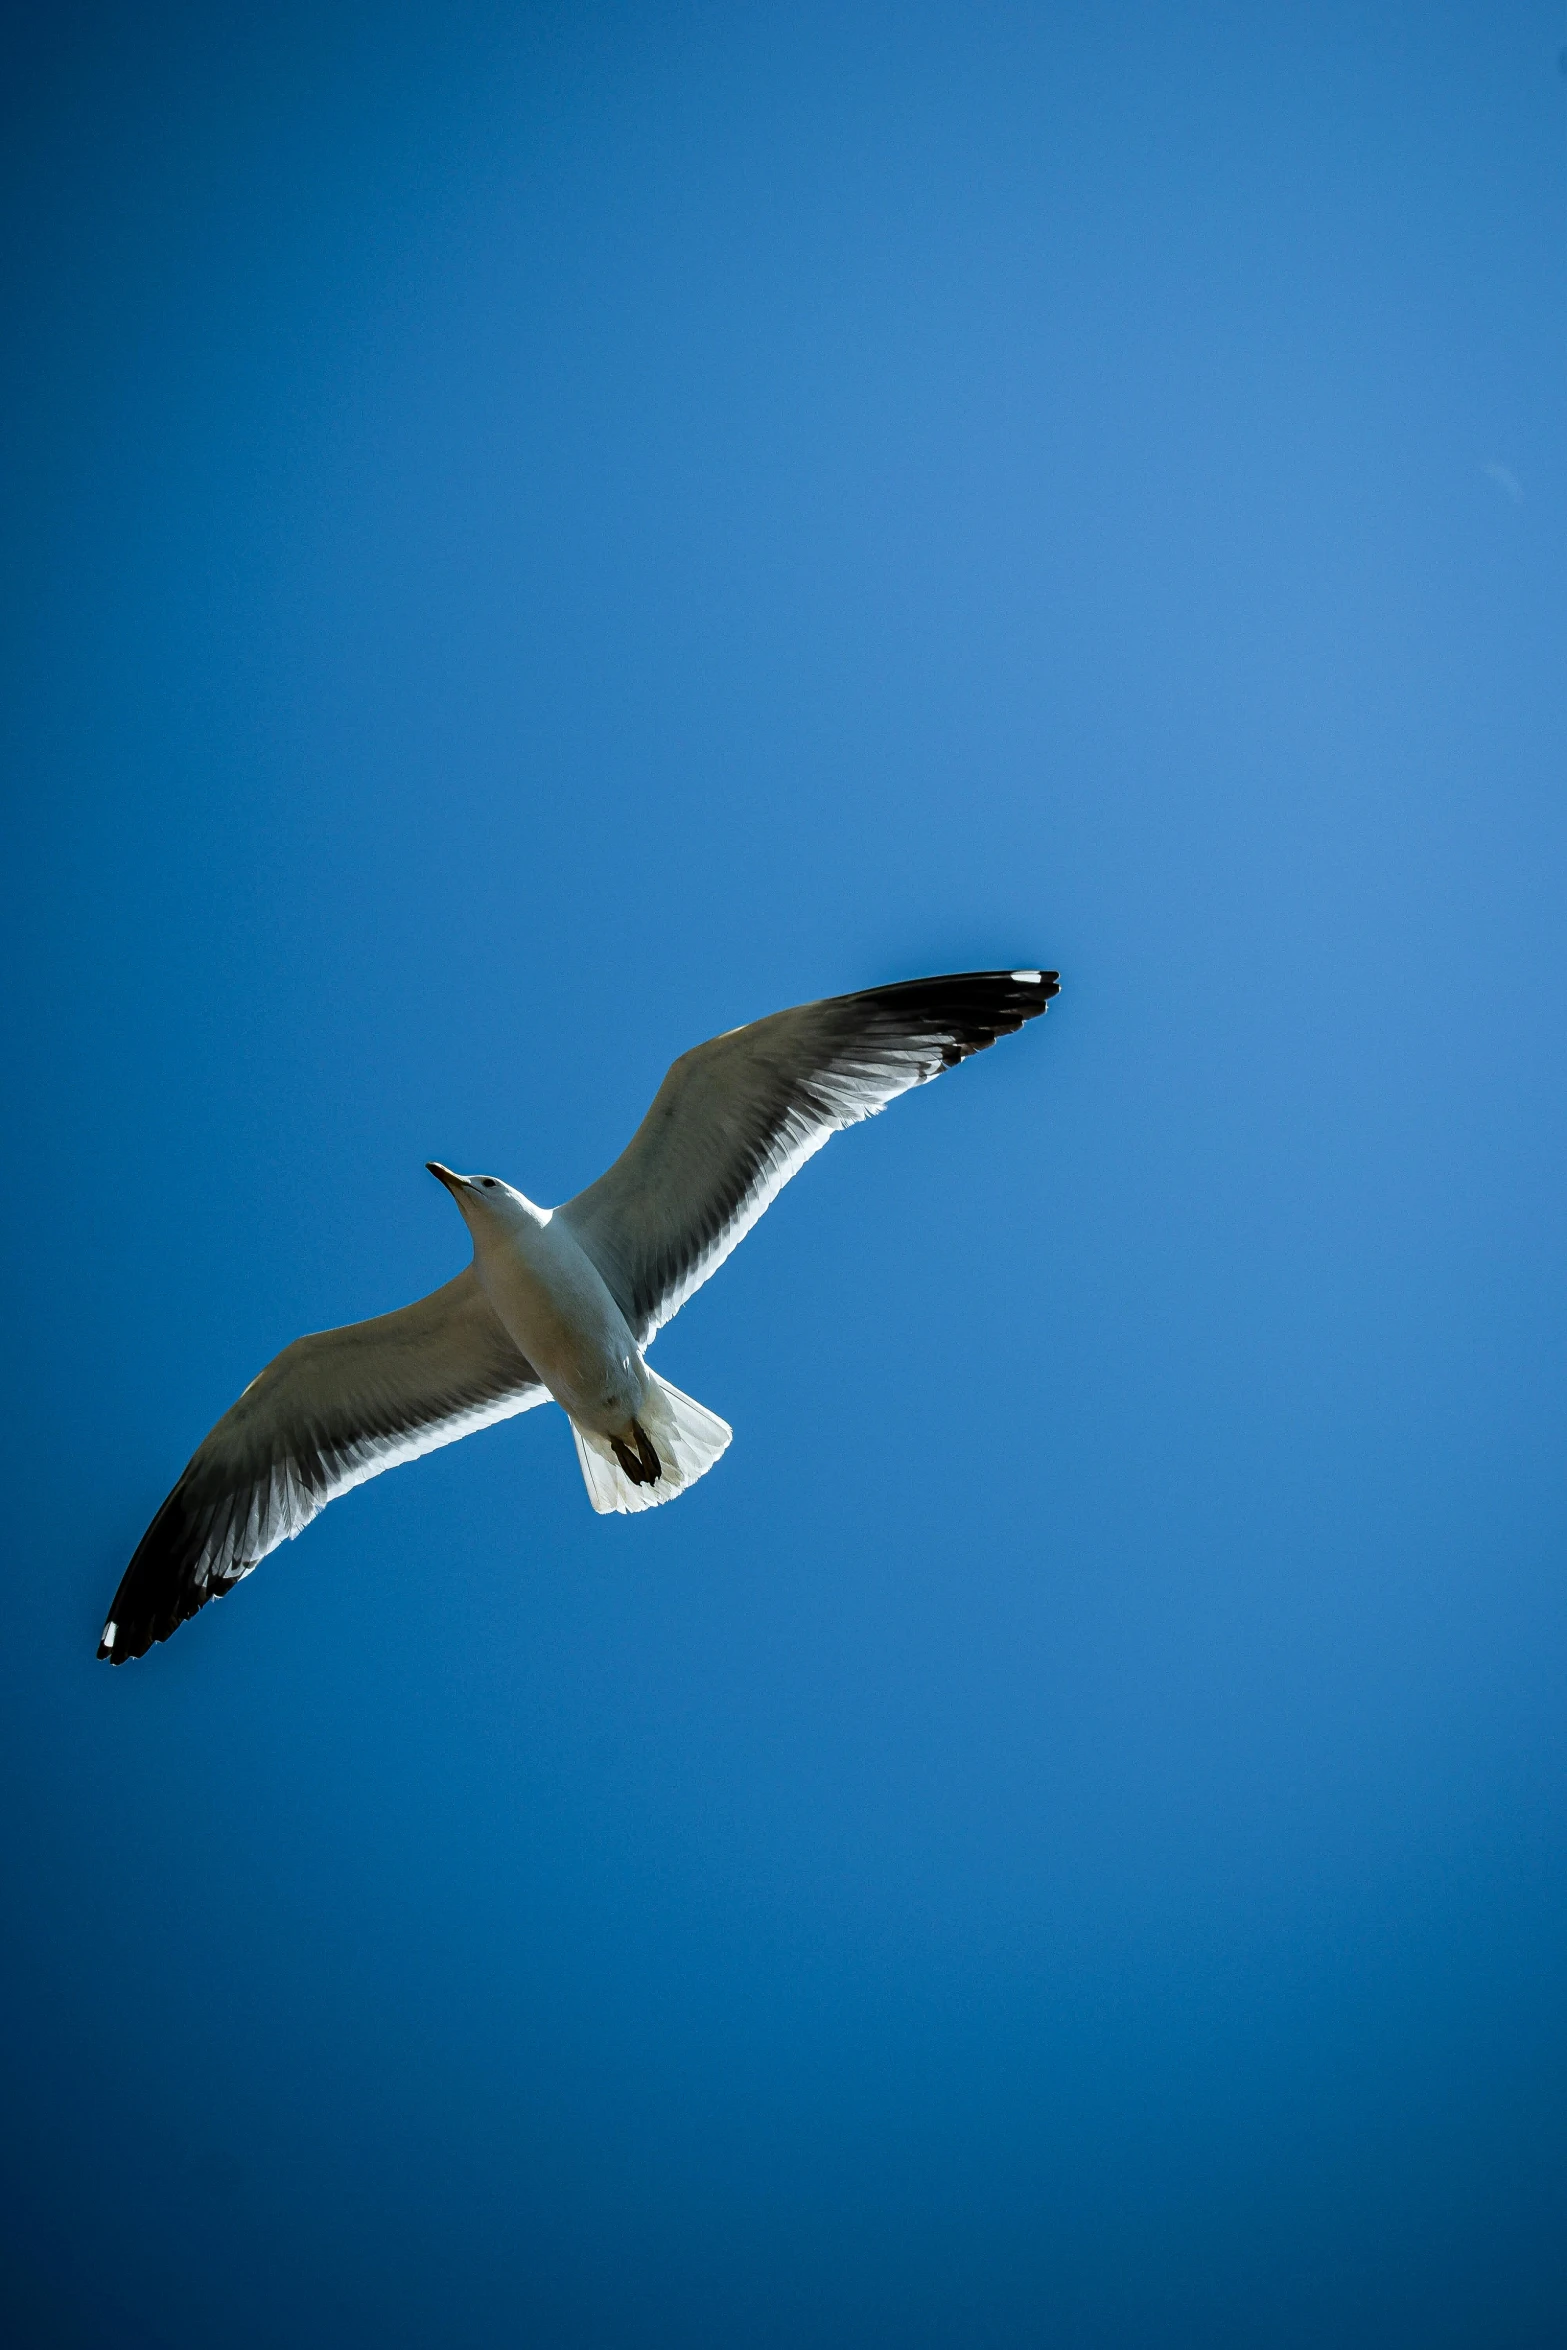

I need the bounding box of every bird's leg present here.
[609,1421,664,1486]
[633,1420,662,1482]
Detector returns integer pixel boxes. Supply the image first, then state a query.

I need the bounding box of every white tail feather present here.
[570,1372,732,1515]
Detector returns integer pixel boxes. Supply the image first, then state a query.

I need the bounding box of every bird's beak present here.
[426,1161,466,1193]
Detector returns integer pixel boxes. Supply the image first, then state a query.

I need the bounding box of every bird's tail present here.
[570,1372,732,1515]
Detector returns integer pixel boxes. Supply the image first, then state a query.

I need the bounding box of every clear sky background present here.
[4,4,1566,2343]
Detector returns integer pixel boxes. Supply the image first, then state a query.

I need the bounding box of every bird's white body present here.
[436,1167,734,1513]
[458,1183,644,1434]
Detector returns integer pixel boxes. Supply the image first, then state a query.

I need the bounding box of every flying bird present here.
[98,968,1060,1663]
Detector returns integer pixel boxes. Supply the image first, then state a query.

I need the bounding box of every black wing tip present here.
[97,1487,234,1665]
[96,1579,216,1664]
[1006,966,1060,1004]
[836,967,1062,1055]
[97,1615,143,1664]
[843,965,1060,1004]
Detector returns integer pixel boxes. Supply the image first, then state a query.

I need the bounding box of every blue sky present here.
[3,4,1566,2342]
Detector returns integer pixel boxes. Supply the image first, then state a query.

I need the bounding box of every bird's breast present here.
[475,1219,640,1429]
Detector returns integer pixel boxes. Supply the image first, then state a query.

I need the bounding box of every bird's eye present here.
[481,1178,497,1188]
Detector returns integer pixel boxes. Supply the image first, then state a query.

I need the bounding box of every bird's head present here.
[426,1163,540,1232]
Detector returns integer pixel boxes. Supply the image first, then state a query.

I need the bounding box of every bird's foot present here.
[610,1420,663,1486]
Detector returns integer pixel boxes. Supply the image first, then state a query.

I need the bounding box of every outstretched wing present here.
[560,968,1059,1346]
[99,1268,544,1664]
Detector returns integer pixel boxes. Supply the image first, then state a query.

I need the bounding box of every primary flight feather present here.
[98,967,1060,1663]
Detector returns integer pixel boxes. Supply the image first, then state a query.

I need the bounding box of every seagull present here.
[98,967,1060,1663]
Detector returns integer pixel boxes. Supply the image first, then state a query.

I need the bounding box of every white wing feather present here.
[560,970,1058,1345]
[100,1267,544,1661]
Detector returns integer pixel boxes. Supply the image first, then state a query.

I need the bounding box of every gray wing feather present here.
[560,969,1058,1346]
[99,1267,543,1662]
